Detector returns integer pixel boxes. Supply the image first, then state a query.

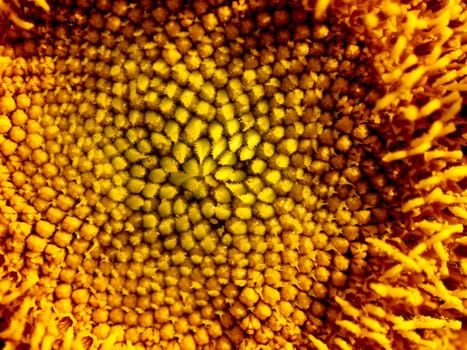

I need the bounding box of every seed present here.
[257,187,276,204]
[0,115,13,133]
[210,139,226,161]
[70,289,90,306]
[253,203,275,220]
[215,205,231,221]
[218,150,236,166]
[269,154,290,169]
[126,178,145,194]
[158,184,178,200]
[35,220,56,238]
[111,156,128,171]
[187,71,205,92]
[162,46,182,66]
[182,117,205,145]
[229,133,243,152]
[0,95,16,113]
[125,195,145,210]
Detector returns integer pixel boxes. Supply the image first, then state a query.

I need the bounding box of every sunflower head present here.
[0,0,466,349]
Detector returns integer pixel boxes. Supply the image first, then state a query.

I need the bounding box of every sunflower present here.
[0,0,466,349]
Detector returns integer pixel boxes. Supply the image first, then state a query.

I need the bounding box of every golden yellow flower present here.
[0,0,466,349]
